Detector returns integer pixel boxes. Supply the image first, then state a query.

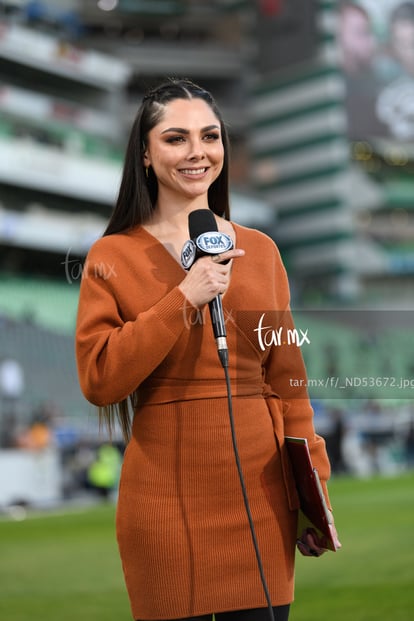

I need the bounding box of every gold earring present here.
[145,167,149,178]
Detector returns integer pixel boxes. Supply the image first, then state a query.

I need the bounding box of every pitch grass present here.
[292,472,414,621]
[0,473,413,621]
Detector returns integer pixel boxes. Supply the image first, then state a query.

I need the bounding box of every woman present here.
[75,79,339,621]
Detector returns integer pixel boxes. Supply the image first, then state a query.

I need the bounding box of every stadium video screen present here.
[338,0,414,142]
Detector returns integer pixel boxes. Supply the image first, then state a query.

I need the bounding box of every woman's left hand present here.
[296,512,341,557]
[296,529,327,557]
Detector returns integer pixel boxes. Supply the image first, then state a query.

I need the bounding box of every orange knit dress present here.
[75,223,331,621]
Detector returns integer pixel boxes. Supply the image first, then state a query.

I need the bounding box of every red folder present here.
[285,436,340,552]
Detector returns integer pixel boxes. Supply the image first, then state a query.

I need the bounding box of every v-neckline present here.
[138,225,187,272]
[138,221,239,272]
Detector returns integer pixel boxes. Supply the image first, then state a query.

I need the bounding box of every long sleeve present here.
[259,239,332,501]
[75,233,196,406]
[264,320,332,492]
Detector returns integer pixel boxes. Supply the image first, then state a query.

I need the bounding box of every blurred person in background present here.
[375,2,414,139]
[338,0,388,139]
[15,416,52,450]
[379,2,414,79]
[338,0,377,75]
[75,78,339,621]
[325,408,348,475]
[0,356,24,448]
[15,402,54,451]
[404,416,414,467]
[86,443,121,500]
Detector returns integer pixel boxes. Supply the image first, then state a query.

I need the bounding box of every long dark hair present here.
[100,78,231,442]
[104,77,231,237]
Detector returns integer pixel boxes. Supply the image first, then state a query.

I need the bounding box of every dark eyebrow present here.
[160,124,220,135]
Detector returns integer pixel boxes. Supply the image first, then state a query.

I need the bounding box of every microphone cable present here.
[219,350,276,621]
[184,210,274,619]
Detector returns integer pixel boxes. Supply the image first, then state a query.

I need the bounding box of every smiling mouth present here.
[179,167,207,175]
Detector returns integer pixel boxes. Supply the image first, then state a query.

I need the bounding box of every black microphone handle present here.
[209,295,228,368]
[209,294,226,339]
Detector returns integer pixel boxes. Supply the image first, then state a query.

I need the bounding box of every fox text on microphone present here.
[181,230,233,269]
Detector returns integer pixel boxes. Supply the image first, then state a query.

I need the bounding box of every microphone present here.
[182,209,233,368]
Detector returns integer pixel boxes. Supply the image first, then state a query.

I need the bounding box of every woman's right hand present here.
[178,248,245,308]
